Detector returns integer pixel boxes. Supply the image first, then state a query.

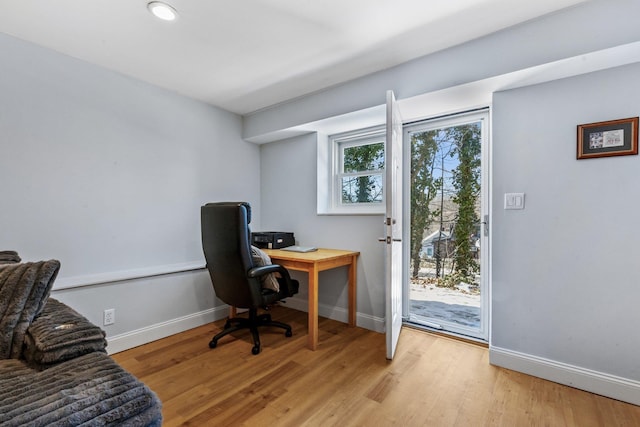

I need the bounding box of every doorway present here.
[403,109,489,341]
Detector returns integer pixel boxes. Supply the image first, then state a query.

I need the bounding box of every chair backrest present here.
[201,202,263,308]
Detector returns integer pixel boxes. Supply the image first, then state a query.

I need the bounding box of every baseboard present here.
[107,300,384,354]
[106,305,229,354]
[283,297,385,333]
[490,346,640,406]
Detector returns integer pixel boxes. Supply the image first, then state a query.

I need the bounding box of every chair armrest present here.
[23,298,107,369]
[248,264,291,281]
[248,264,298,297]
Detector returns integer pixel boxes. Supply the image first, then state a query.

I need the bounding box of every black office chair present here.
[201,202,299,355]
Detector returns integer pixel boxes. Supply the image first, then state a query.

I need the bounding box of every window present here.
[339,134,385,205]
[318,126,386,214]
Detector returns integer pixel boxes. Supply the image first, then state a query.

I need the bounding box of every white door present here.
[385,90,404,360]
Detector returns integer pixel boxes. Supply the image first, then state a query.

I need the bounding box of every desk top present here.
[263,248,359,263]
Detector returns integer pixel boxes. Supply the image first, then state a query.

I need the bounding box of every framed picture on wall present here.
[577,117,639,159]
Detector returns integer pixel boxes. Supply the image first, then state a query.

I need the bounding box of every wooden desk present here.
[264,248,359,350]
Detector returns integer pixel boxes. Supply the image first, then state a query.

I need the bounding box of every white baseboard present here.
[283,297,385,333]
[106,305,229,354]
[107,299,384,354]
[490,346,640,406]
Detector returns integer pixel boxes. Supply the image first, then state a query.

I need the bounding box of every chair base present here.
[209,307,293,355]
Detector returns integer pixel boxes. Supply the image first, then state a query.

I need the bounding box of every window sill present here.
[317,206,385,216]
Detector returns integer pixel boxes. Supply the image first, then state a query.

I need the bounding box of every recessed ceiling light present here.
[147,2,178,21]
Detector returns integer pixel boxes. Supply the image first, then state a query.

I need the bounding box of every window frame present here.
[324,125,386,215]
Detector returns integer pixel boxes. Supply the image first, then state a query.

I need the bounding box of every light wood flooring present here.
[112,306,640,426]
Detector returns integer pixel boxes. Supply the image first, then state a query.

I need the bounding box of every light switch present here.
[504,193,525,210]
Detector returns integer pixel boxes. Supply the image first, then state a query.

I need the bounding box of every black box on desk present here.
[251,232,295,249]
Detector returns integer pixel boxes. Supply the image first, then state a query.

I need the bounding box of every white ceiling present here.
[0,0,588,115]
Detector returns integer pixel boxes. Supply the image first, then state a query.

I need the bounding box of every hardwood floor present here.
[112,306,640,426]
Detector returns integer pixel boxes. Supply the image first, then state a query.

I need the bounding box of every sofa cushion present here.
[0,351,162,426]
[0,250,21,265]
[0,260,60,359]
[23,298,107,369]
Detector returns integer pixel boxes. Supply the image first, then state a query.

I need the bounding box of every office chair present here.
[201,202,299,355]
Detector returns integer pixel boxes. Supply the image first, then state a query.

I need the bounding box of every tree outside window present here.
[340,141,384,204]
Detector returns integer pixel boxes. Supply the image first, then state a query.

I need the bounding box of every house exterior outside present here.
[420,229,479,261]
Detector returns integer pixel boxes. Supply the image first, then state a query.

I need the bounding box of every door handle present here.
[378,237,401,243]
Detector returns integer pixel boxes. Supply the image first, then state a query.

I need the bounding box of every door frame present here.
[401,107,492,342]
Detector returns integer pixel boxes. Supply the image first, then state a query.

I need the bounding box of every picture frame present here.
[577,117,639,160]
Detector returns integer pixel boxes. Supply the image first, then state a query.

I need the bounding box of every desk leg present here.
[229,306,237,318]
[308,266,319,350]
[348,255,357,327]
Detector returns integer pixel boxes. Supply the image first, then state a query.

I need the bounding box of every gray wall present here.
[259,133,385,327]
[491,62,640,382]
[244,0,640,142]
[0,33,261,350]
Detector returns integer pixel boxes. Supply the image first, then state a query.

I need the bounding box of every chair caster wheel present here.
[209,340,217,349]
[252,345,261,355]
[285,330,293,337]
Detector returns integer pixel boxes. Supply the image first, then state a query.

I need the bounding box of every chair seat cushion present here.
[260,277,300,306]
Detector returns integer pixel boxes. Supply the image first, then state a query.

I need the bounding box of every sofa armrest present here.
[23,298,107,369]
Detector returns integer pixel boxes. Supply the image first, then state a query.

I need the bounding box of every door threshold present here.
[404,322,488,348]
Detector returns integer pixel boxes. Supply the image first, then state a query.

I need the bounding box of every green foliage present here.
[342,142,384,203]
[436,271,466,289]
[343,142,384,172]
[448,124,481,282]
[341,175,383,203]
[410,131,441,278]
[408,120,482,286]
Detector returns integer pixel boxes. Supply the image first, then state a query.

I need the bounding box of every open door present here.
[385,90,404,360]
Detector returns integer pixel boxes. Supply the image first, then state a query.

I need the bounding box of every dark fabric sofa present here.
[0,258,162,426]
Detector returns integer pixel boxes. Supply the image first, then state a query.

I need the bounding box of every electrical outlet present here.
[103,308,115,326]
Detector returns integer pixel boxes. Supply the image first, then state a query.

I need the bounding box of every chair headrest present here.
[203,202,251,224]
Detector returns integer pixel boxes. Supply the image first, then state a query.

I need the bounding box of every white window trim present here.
[317,125,386,215]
